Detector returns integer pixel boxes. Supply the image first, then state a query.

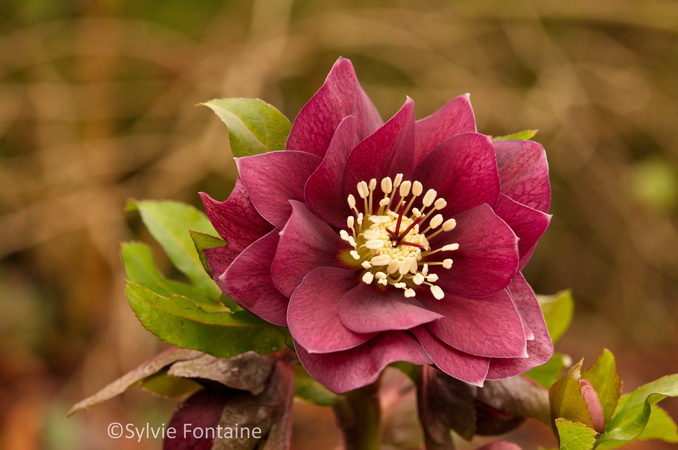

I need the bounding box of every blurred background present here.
[1,0,677,448]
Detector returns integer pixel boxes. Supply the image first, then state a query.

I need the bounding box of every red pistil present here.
[398,241,427,250]
[396,215,425,242]
[387,206,427,248]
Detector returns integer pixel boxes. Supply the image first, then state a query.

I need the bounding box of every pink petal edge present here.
[338,283,444,333]
[413,326,489,386]
[486,273,554,379]
[420,289,528,359]
[295,332,431,394]
[287,267,374,354]
[494,139,550,213]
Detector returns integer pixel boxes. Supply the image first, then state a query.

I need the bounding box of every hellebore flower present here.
[201,57,553,393]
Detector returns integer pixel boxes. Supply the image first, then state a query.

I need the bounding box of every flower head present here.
[202,57,553,393]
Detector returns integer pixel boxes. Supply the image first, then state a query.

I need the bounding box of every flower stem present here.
[333,382,381,450]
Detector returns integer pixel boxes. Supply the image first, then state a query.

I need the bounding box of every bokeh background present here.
[1,0,677,448]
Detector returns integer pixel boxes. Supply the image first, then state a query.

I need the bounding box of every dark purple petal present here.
[494,139,550,212]
[236,150,321,229]
[271,201,346,297]
[200,179,273,259]
[220,231,288,326]
[164,389,230,450]
[494,194,551,268]
[486,273,554,379]
[305,116,360,228]
[413,132,500,218]
[412,327,489,386]
[419,289,528,358]
[342,98,416,198]
[287,57,382,157]
[295,332,432,393]
[338,283,443,333]
[414,94,477,164]
[287,267,375,353]
[434,204,519,298]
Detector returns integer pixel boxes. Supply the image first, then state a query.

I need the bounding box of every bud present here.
[579,379,605,433]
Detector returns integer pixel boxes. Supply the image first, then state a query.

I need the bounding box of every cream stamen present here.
[342,176,460,299]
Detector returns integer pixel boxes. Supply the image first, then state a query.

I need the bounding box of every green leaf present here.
[581,349,621,426]
[121,241,226,312]
[202,98,291,157]
[125,282,286,358]
[128,200,221,301]
[527,352,569,388]
[189,230,226,276]
[140,369,203,398]
[494,129,539,141]
[596,374,678,445]
[538,290,574,344]
[550,361,595,429]
[632,405,678,444]
[293,363,338,406]
[597,403,678,448]
[555,419,597,450]
[219,293,243,312]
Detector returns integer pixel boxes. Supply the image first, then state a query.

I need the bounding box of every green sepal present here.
[549,360,595,429]
[202,98,291,157]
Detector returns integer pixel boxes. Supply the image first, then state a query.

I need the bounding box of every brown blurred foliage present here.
[1,0,677,448]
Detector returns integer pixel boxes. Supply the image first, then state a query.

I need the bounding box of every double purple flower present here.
[202,58,553,393]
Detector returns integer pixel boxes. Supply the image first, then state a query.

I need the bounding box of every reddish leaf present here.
[69,348,202,415]
[164,389,232,450]
[417,365,477,448]
[168,351,276,395]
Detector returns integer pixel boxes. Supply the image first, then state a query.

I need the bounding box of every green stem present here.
[333,382,381,450]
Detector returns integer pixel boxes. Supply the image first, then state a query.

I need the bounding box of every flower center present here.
[340,174,459,300]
